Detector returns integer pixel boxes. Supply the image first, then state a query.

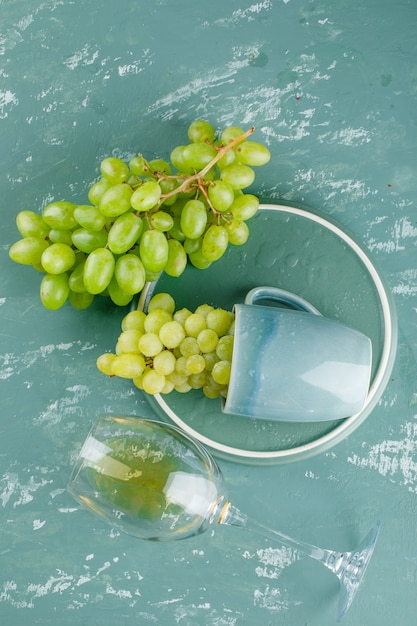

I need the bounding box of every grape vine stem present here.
[160,127,255,202]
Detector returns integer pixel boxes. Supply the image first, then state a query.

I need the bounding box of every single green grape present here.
[234,141,271,166]
[185,354,205,374]
[138,332,163,357]
[220,164,255,189]
[83,247,115,294]
[165,239,187,277]
[129,155,149,176]
[68,260,87,293]
[221,126,245,144]
[96,352,117,376]
[73,205,107,231]
[225,219,249,245]
[117,329,143,353]
[159,320,186,349]
[139,230,169,273]
[216,335,234,361]
[108,212,143,255]
[142,369,166,394]
[206,308,233,335]
[230,194,259,220]
[41,243,76,274]
[40,273,70,310]
[71,228,108,254]
[188,247,212,269]
[121,309,147,332]
[187,120,215,144]
[42,201,77,230]
[179,336,200,357]
[69,290,95,310]
[180,200,207,239]
[181,142,217,173]
[100,157,130,184]
[149,211,174,232]
[147,159,172,176]
[170,146,187,172]
[184,313,207,338]
[130,181,162,212]
[197,328,219,353]
[107,276,134,306]
[99,184,133,217]
[48,228,73,245]
[207,181,235,212]
[9,237,49,265]
[16,210,50,239]
[153,350,177,376]
[148,292,176,314]
[111,353,146,378]
[144,308,172,334]
[114,254,146,295]
[202,224,228,262]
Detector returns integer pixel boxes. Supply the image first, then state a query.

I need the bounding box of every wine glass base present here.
[336,520,381,622]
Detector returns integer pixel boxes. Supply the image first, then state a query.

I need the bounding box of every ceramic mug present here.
[222,286,372,422]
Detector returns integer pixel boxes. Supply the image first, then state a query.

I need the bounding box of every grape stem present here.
[160,127,255,202]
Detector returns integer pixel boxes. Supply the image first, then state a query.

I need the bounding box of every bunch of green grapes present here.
[97,292,235,399]
[8,120,270,311]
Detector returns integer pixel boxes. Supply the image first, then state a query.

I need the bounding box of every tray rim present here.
[138,203,398,465]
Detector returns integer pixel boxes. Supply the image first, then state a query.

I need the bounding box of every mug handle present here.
[245,286,322,316]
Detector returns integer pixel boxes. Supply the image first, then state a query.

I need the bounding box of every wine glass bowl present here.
[68,415,380,621]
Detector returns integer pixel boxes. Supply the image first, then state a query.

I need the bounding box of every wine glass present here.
[67,415,380,622]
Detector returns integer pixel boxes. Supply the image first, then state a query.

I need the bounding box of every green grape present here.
[174,382,192,394]
[138,332,163,357]
[88,178,112,206]
[111,353,146,378]
[68,260,87,293]
[203,351,219,372]
[9,237,49,265]
[187,120,215,144]
[167,371,189,387]
[220,164,255,189]
[83,247,115,294]
[188,371,208,389]
[153,350,176,376]
[139,230,169,273]
[175,356,191,376]
[183,236,202,254]
[159,320,186,349]
[216,335,234,361]
[16,210,50,239]
[230,194,259,220]
[130,181,162,212]
[170,146,187,172]
[145,269,162,282]
[48,228,73,245]
[234,141,271,166]
[149,211,174,232]
[179,336,200,357]
[206,308,233,335]
[41,243,76,274]
[202,225,228,261]
[117,329,143,353]
[40,273,70,310]
[42,201,77,230]
[99,184,133,217]
[203,384,221,399]
[225,219,249,245]
[107,276,134,306]
[147,159,172,176]
[159,178,179,207]
[194,303,214,318]
[71,228,108,253]
[197,328,219,353]
[73,205,107,231]
[144,309,172,333]
[181,143,217,172]
[108,212,143,254]
[185,354,205,374]
[114,254,146,295]
[142,369,166,395]
[184,313,206,338]
[69,290,95,310]
[129,155,149,176]
[188,247,212,269]
[165,239,187,277]
[173,307,192,326]
[180,200,207,239]
[148,292,176,314]
[161,379,175,394]
[221,126,245,144]
[121,309,147,332]
[169,215,186,242]
[207,181,235,212]
[100,157,130,184]
[96,352,117,375]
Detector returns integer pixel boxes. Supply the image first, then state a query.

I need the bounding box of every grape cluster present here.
[8,120,270,311]
[97,292,235,399]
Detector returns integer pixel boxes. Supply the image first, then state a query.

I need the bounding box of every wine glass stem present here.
[218,502,346,577]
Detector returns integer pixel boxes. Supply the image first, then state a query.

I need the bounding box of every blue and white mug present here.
[222,286,372,422]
